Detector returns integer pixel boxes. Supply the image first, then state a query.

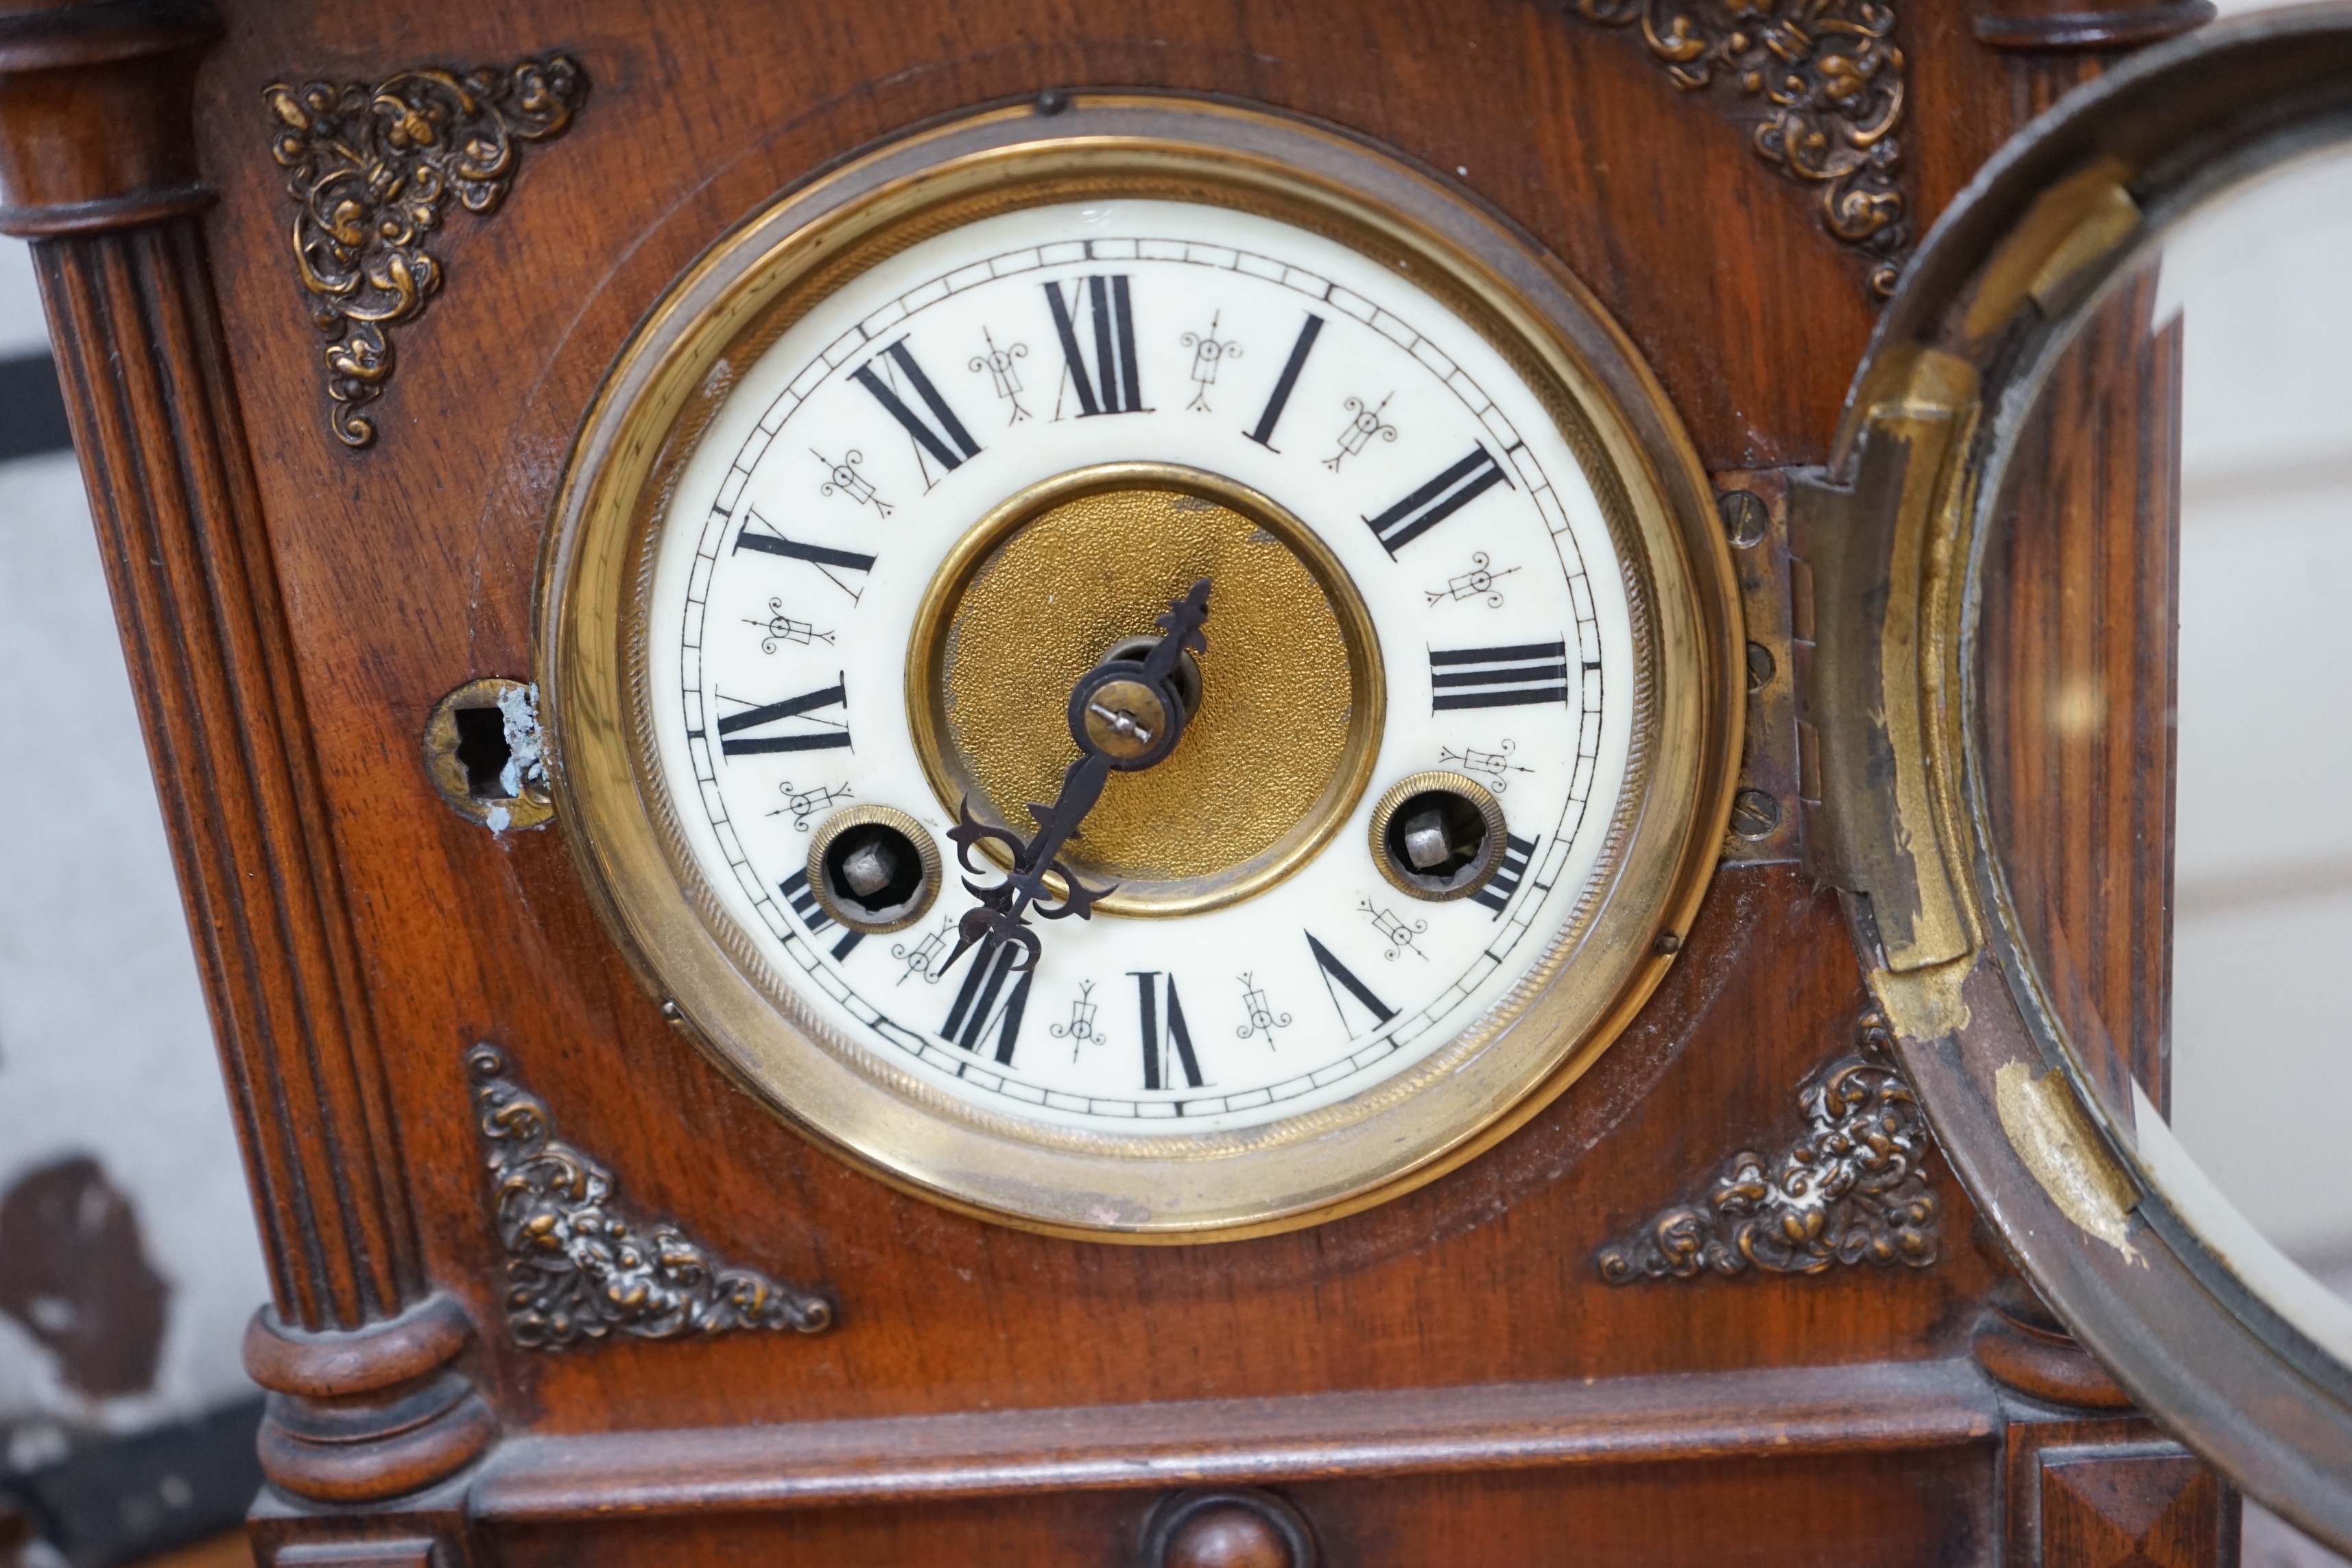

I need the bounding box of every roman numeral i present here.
[1045,275,1145,416]
[1428,642,1569,711]
[1243,313,1324,451]
[1364,443,1514,556]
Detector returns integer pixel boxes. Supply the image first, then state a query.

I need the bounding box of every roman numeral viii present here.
[1429,642,1568,711]
[850,340,982,473]
[714,679,851,755]
[1364,443,1514,556]
[776,869,864,960]
[1132,971,1203,1091]
[1045,275,1144,416]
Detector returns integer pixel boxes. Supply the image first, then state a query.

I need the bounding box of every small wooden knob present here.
[1163,1503,1294,1568]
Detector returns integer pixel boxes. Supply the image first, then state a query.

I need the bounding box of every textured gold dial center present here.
[907,464,1385,917]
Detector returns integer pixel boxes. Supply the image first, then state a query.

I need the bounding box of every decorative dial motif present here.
[545,100,1735,1237]
[645,199,1634,1135]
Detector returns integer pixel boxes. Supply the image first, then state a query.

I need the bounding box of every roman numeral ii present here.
[1364,443,1514,556]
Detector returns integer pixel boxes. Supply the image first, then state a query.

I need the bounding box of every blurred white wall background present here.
[0,231,268,1469]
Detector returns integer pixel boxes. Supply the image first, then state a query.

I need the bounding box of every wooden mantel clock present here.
[7,0,2351,1561]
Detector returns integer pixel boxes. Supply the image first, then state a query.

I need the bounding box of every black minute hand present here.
[942,578,1212,974]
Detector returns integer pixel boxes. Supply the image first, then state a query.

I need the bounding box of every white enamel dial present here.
[641,196,1639,1137]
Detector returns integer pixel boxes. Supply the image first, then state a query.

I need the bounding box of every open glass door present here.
[1800,4,2352,1547]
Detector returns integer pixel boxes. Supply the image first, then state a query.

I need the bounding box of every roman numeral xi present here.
[1429,643,1569,711]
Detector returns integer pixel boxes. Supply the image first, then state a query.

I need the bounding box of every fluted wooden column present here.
[0,0,489,1503]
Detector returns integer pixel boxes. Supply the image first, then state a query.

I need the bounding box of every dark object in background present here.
[0,353,71,461]
[0,1157,169,1400]
[2,1400,265,1568]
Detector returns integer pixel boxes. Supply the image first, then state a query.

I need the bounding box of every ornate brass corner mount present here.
[264,54,589,449]
[466,1044,834,1348]
[1558,0,1912,298]
[1596,1010,1941,1281]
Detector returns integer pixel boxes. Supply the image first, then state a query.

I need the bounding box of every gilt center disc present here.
[906,463,1385,917]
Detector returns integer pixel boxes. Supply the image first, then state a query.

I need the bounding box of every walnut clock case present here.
[4,0,2342,1564]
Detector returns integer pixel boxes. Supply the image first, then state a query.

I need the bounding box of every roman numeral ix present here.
[941,935,1033,1065]
[713,679,851,755]
[1045,274,1144,416]
[1243,313,1324,451]
[1429,642,1569,711]
[1471,832,1539,917]
[1305,932,1397,1034]
[850,340,983,473]
[1132,971,1203,1091]
[733,511,876,599]
[777,868,864,960]
[1364,443,1514,556]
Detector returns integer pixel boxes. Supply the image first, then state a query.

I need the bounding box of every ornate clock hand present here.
[943,579,1213,973]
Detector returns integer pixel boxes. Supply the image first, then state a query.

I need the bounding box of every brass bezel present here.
[904,461,1386,918]
[537,94,1741,1243]
[1367,771,1510,902]
[803,805,942,934]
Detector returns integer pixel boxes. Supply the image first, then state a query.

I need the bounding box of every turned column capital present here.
[0,0,220,235]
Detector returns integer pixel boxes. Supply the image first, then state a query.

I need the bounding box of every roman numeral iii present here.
[1131,971,1203,1091]
[1428,642,1569,710]
[1471,833,1539,917]
[851,340,983,474]
[1364,443,1514,556]
[715,680,851,755]
[1045,274,1145,416]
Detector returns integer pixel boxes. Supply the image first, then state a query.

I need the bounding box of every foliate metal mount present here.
[264,54,589,448]
[1558,0,1912,298]
[467,1044,833,1348]
[1595,1010,1941,1280]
